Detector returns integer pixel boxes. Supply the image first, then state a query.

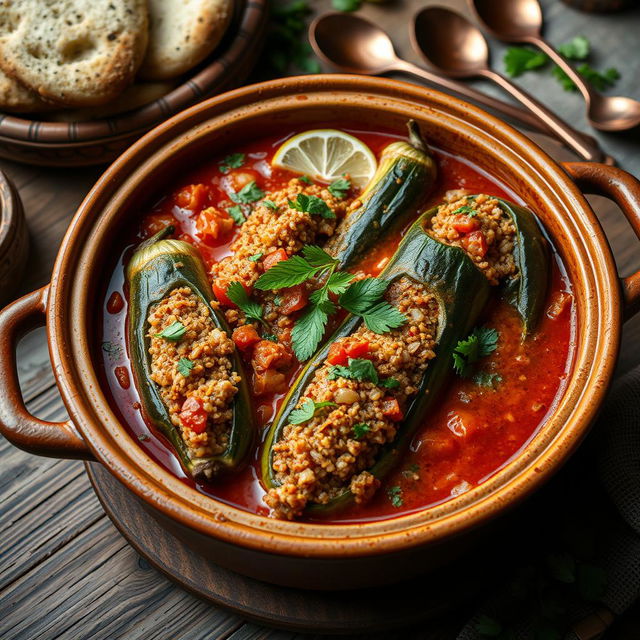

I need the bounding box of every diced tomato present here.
[327,342,348,366]
[232,324,261,351]
[196,206,235,244]
[263,249,288,271]
[451,214,480,234]
[252,340,293,372]
[140,212,177,239]
[179,396,208,434]
[254,369,286,395]
[381,397,403,421]
[212,279,252,308]
[279,285,308,315]
[344,340,370,359]
[114,366,130,390]
[175,183,209,212]
[460,230,488,258]
[106,291,124,314]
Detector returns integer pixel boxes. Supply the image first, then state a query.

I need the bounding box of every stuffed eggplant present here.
[127,228,254,481]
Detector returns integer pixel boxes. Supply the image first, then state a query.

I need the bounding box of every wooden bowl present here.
[0,75,639,589]
[0,171,28,307]
[0,0,268,167]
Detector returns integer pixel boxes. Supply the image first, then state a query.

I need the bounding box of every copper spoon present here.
[411,6,607,163]
[309,12,560,136]
[470,0,640,132]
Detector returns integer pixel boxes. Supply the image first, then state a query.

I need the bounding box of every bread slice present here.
[0,0,149,107]
[0,68,51,113]
[139,0,233,80]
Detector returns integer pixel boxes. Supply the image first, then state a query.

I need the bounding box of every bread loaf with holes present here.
[139,0,232,80]
[0,0,149,107]
[0,68,51,112]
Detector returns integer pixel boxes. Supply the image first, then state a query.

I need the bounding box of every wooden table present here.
[1,1,640,638]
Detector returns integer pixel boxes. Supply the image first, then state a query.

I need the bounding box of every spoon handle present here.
[480,68,604,162]
[394,60,553,134]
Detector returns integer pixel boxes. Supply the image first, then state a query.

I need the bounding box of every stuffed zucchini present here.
[127,228,254,481]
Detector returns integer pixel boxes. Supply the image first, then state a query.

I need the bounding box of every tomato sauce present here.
[97,126,575,523]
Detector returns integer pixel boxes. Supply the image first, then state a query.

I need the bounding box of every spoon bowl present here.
[309,13,398,75]
[472,0,542,40]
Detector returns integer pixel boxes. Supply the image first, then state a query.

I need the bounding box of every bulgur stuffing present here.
[211,177,353,330]
[264,277,439,520]
[427,191,517,285]
[147,286,240,459]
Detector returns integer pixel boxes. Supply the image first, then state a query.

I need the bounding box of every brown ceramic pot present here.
[0,75,639,590]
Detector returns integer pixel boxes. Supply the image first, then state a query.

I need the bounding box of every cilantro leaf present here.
[226,282,264,325]
[327,364,352,380]
[262,199,278,210]
[301,245,337,268]
[299,175,313,184]
[558,35,589,60]
[362,302,407,334]
[552,63,619,92]
[291,304,330,360]
[452,205,477,216]
[339,278,389,314]
[380,377,400,389]
[288,398,336,425]
[255,255,321,290]
[387,485,403,507]
[229,180,265,204]
[177,358,194,377]
[227,205,245,225]
[504,47,549,77]
[288,193,335,218]
[328,177,351,198]
[352,423,370,439]
[219,153,245,173]
[155,321,186,341]
[248,252,263,262]
[453,327,499,377]
[326,271,355,295]
[347,358,379,383]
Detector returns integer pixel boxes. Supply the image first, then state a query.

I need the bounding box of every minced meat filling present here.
[427,191,517,286]
[147,286,240,459]
[264,277,439,520]
[211,177,352,329]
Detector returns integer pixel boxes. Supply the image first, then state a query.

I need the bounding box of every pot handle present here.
[563,162,640,320]
[0,286,92,459]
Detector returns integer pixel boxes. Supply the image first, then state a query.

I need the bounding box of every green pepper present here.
[126,228,254,481]
[325,120,437,268]
[261,213,491,515]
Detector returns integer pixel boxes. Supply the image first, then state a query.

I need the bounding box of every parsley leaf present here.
[155,321,186,341]
[328,177,351,198]
[288,398,336,424]
[387,485,403,507]
[380,377,400,389]
[177,358,194,377]
[226,282,265,326]
[452,205,477,216]
[255,255,322,290]
[227,205,245,225]
[262,199,278,210]
[473,371,502,388]
[362,302,406,334]
[248,253,263,262]
[299,175,313,184]
[352,423,370,439]
[264,333,279,342]
[302,245,337,267]
[339,278,389,314]
[553,63,620,92]
[288,193,335,218]
[291,304,330,361]
[326,271,355,295]
[504,47,549,77]
[229,180,265,204]
[453,327,499,377]
[219,152,245,173]
[328,357,379,383]
[558,35,590,60]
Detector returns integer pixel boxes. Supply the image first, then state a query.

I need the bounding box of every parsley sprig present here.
[230,181,265,204]
[155,321,186,341]
[452,205,477,217]
[288,193,335,219]
[288,398,337,425]
[327,358,399,389]
[255,246,406,360]
[219,153,245,174]
[226,282,269,330]
[452,327,499,378]
[328,176,351,199]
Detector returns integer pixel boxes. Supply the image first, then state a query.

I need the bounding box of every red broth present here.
[97,127,575,523]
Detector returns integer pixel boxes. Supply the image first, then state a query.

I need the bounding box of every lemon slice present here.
[272,129,377,188]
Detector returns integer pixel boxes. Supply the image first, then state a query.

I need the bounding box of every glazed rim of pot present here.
[51,75,624,558]
[0,0,267,145]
